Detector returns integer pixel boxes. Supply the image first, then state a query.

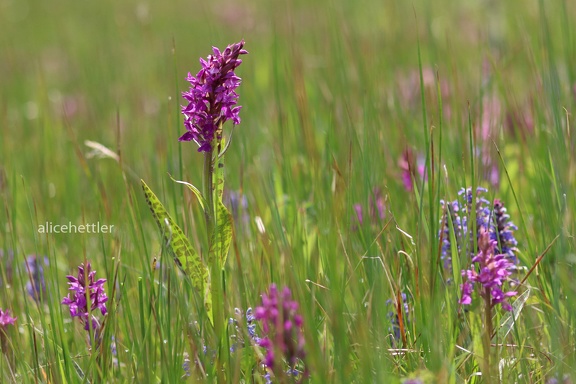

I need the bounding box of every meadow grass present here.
[1,0,575,382]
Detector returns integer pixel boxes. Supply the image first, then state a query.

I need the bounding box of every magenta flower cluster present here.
[0,308,16,355]
[0,309,16,328]
[255,284,307,378]
[459,228,517,311]
[179,40,248,152]
[61,262,108,332]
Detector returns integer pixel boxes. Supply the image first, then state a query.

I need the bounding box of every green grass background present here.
[1,0,575,382]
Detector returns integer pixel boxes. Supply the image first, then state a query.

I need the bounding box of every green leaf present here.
[72,360,89,383]
[211,200,233,267]
[209,152,233,267]
[168,173,207,212]
[141,180,212,321]
[496,288,530,339]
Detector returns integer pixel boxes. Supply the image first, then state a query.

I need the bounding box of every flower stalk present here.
[182,40,247,381]
[203,145,215,239]
[205,142,226,381]
[459,228,516,381]
[143,40,246,380]
[482,287,493,383]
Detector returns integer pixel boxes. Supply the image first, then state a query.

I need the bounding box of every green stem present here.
[211,247,225,382]
[203,142,226,382]
[203,149,214,238]
[483,288,493,384]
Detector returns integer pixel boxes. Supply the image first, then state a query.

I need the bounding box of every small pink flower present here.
[0,309,16,328]
[399,149,426,192]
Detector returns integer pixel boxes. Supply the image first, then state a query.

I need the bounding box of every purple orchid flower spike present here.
[255,284,308,381]
[459,228,517,311]
[179,40,248,152]
[61,262,108,341]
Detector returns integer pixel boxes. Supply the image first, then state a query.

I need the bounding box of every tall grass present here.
[1,0,575,382]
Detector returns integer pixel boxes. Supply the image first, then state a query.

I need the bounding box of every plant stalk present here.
[483,288,493,384]
[203,142,226,382]
[203,148,215,239]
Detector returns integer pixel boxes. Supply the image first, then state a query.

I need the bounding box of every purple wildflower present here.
[245,307,261,343]
[354,187,385,227]
[0,309,16,328]
[460,187,492,234]
[386,292,410,345]
[110,336,119,367]
[459,228,517,311]
[369,188,386,222]
[25,255,49,302]
[255,284,307,380]
[439,199,464,270]
[492,199,518,262]
[439,187,490,270]
[399,149,427,192]
[179,40,248,152]
[0,308,16,356]
[439,187,518,272]
[228,307,261,352]
[61,262,108,334]
[353,204,363,225]
[459,281,473,305]
[182,352,191,378]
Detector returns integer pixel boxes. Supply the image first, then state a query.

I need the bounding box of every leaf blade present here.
[168,173,207,212]
[209,152,233,267]
[496,288,530,339]
[141,180,212,321]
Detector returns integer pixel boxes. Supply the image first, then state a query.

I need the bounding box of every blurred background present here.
[1,0,576,381]
[2,0,574,253]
